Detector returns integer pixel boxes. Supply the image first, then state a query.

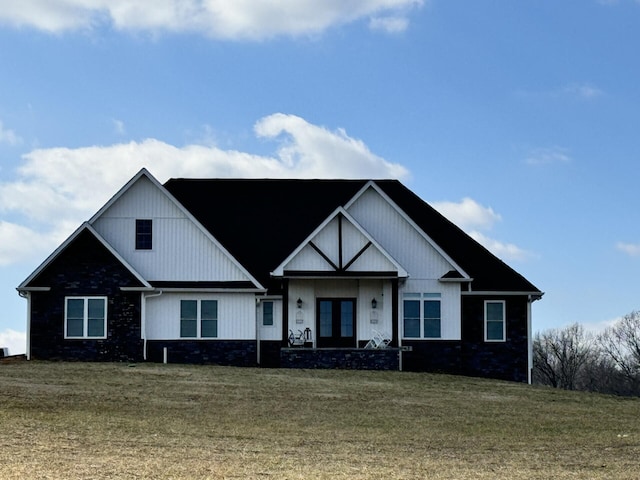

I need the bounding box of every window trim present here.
[135,219,153,250]
[484,300,506,342]
[64,296,108,339]
[402,293,442,339]
[262,300,274,327]
[180,299,218,339]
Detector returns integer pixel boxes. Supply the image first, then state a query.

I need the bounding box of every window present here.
[180,300,218,338]
[135,219,152,250]
[262,301,274,326]
[403,293,441,339]
[65,297,107,339]
[485,300,506,342]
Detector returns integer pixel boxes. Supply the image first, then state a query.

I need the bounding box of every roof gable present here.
[18,223,150,290]
[272,207,407,277]
[90,169,263,289]
[163,177,541,294]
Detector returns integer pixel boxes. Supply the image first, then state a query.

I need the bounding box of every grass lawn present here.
[0,361,638,479]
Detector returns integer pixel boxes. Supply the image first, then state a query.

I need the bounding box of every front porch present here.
[280,346,401,370]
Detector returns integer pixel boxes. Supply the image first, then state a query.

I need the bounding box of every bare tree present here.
[598,310,640,393]
[533,323,595,390]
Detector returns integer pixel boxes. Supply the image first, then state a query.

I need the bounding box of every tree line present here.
[532,310,640,396]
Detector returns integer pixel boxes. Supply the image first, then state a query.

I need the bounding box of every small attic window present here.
[135,219,152,250]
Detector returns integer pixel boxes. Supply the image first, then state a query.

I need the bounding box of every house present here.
[17,169,542,382]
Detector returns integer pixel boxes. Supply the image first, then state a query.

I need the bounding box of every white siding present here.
[285,244,335,271]
[92,175,252,283]
[312,217,340,263]
[347,187,455,279]
[357,280,393,343]
[145,292,256,340]
[400,279,462,340]
[281,211,399,275]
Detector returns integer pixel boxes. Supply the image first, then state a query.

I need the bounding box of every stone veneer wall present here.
[146,340,257,366]
[281,348,400,370]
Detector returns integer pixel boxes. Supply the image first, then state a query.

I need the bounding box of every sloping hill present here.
[1,362,638,479]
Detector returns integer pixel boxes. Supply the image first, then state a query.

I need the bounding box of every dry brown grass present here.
[0,361,638,479]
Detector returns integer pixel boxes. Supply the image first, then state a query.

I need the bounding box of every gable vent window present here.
[135,219,153,250]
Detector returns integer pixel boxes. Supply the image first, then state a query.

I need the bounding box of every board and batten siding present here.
[400,279,462,340]
[145,292,257,340]
[92,175,252,283]
[282,215,398,274]
[347,187,456,280]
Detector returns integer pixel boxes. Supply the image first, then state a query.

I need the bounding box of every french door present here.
[316,298,357,348]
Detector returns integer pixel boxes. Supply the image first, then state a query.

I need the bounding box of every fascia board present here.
[271,206,408,278]
[89,168,265,291]
[345,181,471,281]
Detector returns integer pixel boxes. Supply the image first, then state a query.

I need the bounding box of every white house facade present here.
[18,169,542,382]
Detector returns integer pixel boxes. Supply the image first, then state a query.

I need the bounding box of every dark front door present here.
[317,298,356,348]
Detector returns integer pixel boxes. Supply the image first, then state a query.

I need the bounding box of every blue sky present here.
[1,1,640,355]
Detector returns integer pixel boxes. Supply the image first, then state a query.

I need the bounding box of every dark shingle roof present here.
[163,178,540,294]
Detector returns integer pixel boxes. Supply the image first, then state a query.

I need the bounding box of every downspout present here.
[142,290,163,361]
[255,297,261,366]
[18,291,30,360]
[527,295,533,385]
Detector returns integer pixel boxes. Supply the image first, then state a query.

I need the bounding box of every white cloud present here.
[369,16,409,33]
[468,231,532,262]
[563,83,603,99]
[616,242,640,257]
[0,0,423,39]
[0,329,26,355]
[432,197,531,262]
[0,113,408,267]
[431,197,501,231]
[0,120,22,146]
[112,119,125,135]
[525,146,572,166]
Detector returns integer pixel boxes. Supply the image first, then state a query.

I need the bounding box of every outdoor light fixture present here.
[371,298,377,309]
[297,298,302,309]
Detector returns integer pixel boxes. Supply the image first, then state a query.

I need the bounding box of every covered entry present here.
[316,298,356,347]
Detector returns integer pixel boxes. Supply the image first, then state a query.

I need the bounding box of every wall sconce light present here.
[297,298,303,309]
[371,298,377,309]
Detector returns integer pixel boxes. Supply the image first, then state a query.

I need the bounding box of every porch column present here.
[281,278,289,347]
[391,278,399,347]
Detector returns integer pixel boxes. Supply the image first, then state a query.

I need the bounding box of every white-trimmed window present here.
[135,219,153,250]
[484,300,506,342]
[403,293,442,339]
[180,300,218,338]
[262,301,274,326]
[65,297,107,339]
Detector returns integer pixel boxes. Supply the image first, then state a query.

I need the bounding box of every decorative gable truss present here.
[271,208,407,279]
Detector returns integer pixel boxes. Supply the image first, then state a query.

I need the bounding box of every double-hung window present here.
[403,293,442,339]
[180,300,218,338]
[65,297,107,339]
[135,219,152,250]
[485,300,506,342]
